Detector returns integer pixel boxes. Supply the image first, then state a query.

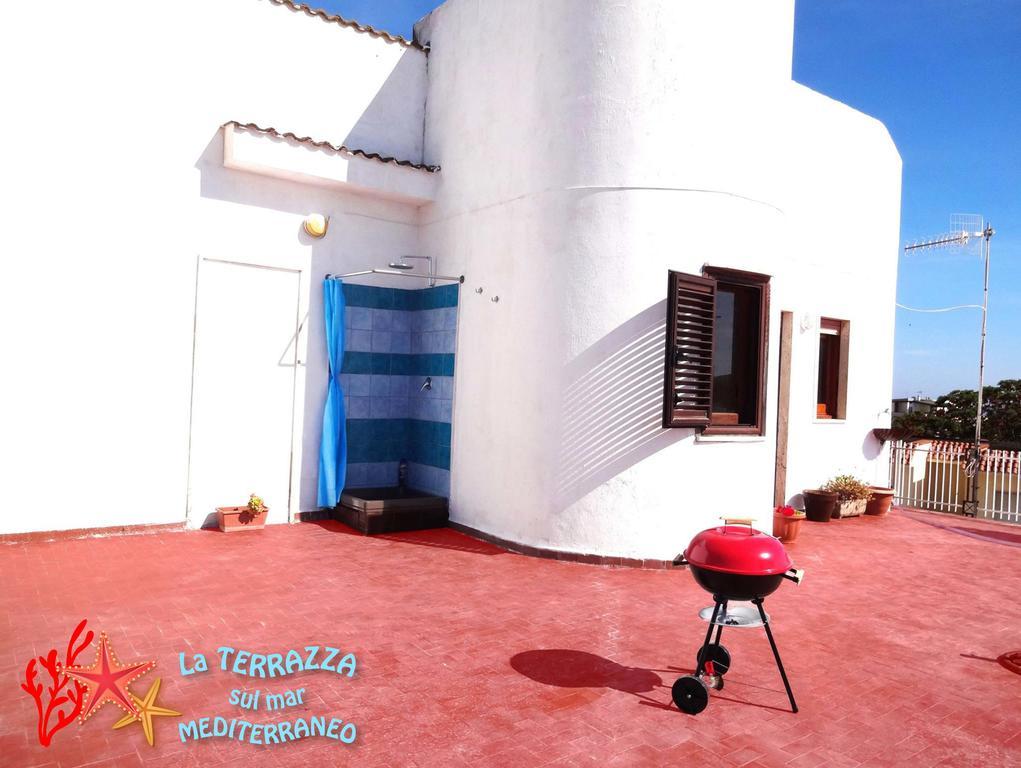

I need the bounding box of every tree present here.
[986,379,1021,446]
[892,380,1021,449]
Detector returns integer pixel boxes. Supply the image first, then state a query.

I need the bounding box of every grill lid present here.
[684,520,793,576]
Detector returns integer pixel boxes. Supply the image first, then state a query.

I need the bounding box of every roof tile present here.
[224,121,440,173]
[268,0,424,50]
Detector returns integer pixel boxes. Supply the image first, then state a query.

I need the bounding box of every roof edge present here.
[224,121,440,173]
[268,0,425,51]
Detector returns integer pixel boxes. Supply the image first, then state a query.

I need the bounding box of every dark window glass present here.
[817,333,840,418]
[711,283,760,426]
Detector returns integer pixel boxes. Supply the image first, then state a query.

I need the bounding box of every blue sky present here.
[320,0,1020,398]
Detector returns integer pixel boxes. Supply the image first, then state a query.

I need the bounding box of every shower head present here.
[388,261,415,270]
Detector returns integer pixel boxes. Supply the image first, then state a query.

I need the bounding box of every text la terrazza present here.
[179,645,356,678]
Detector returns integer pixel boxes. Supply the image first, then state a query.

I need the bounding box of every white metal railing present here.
[982,448,1021,523]
[889,440,1021,524]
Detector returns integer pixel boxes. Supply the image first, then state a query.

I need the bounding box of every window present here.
[663,266,770,434]
[816,318,849,419]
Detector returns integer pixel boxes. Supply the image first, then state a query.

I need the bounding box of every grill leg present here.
[753,598,798,713]
[696,597,725,676]
[712,601,727,645]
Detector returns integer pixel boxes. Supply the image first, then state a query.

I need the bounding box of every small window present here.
[816,318,849,419]
[663,266,770,434]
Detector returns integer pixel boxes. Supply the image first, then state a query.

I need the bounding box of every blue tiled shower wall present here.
[341,282,458,498]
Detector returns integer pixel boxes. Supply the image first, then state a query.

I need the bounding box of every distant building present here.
[893,397,936,416]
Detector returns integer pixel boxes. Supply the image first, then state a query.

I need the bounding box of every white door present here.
[188,258,301,527]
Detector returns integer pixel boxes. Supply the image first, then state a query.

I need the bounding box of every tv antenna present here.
[902,213,995,517]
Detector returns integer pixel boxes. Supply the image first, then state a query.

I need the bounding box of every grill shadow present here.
[510,649,666,706]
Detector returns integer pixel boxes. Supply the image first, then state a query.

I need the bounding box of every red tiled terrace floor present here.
[1,508,1020,767]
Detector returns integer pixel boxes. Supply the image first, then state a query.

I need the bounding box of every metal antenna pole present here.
[901,214,992,518]
[966,224,994,516]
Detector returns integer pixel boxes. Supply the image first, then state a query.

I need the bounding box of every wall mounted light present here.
[303,213,329,238]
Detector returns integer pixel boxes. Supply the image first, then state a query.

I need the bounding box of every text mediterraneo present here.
[177,645,357,746]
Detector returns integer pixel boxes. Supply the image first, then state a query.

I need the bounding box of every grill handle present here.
[672,553,688,568]
[721,517,756,533]
[782,567,805,585]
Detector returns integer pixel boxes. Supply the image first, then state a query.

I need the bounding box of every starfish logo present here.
[113,678,183,746]
[20,619,181,748]
[62,631,155,722]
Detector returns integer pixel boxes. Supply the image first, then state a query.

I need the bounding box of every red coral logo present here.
[20,619,93,747]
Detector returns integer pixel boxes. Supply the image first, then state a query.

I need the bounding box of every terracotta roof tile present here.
[268,0,424,50]
[224,121,440,173]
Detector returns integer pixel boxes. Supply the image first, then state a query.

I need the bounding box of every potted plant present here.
[821,475,871,518]
[217,493,269,532]
[865,486,895,516]
[772,505,805,543]
[802,488,838,523]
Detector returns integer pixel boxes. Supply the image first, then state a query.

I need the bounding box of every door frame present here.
[185,255,308,528]
[773,311,793,507]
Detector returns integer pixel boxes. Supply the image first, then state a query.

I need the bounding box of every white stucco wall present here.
[0,0,428,533]
[417,0,902,558]
[0,0,900,549]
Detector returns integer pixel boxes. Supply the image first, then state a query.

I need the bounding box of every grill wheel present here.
[696,643,731,676]
[672,675,710,714]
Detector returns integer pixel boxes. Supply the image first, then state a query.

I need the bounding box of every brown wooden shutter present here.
[663,270,716,428]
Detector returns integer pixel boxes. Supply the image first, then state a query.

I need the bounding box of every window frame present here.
[661,265,770,435]
[701,266,770,436]
[815,317,850,421]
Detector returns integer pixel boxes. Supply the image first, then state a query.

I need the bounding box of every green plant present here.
[821,475,871,501]
[247,493,266,514]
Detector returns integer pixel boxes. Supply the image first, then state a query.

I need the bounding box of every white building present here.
[892,397,936,416]
[0,0,901,560]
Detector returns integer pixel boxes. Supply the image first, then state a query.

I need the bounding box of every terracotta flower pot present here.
[773,513,805,543]
[803,489,837,522]
[217,506,268,532]
[865,487,895,516]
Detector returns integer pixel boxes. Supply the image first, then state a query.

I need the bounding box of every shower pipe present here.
[327,268,464,284]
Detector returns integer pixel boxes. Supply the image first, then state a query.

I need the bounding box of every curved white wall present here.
[418,0,902,558]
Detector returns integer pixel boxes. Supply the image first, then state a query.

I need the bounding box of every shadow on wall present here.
[861,430,883,461]
[197,45,427,211]
[196,132,337,217]
[341,48,426,161]
[192,136,418,521]
[187,48,426,522]
[554,301,688,509]
[190,134,337,526]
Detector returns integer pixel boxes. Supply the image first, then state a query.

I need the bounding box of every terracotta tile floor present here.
[1,509,1020,767]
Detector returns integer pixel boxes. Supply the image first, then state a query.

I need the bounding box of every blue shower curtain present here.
[318,278,347,508]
